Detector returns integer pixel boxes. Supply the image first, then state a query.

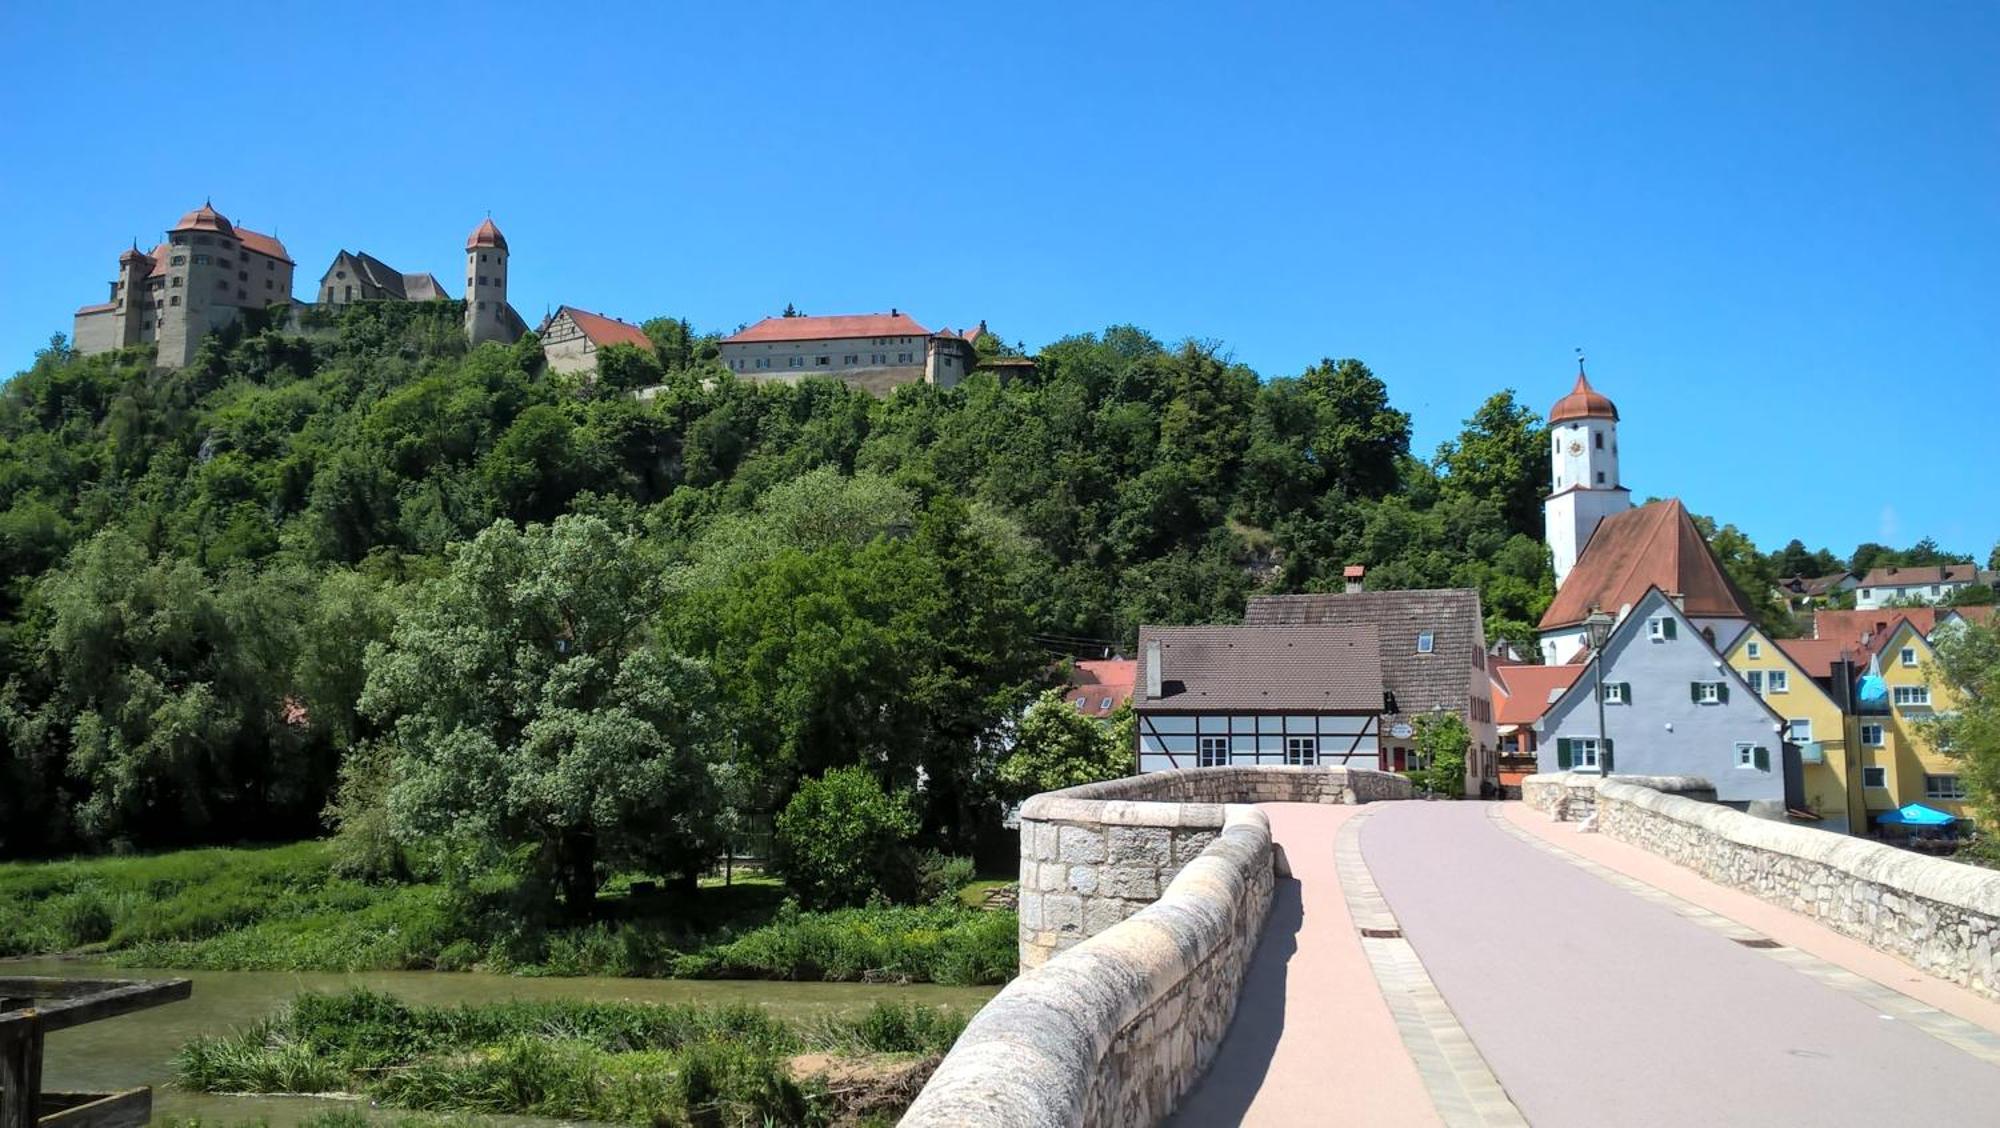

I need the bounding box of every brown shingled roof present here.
[1858,563,1984,589]
[1538,499,1753,630]
[1246,588,1485,717]
[1134,624,1382,712]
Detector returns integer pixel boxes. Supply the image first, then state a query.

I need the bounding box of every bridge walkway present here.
[1178,800,2000,1126]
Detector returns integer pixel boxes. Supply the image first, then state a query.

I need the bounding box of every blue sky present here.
[3,1,1995,561]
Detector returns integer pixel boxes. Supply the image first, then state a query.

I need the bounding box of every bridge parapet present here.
[1522,771,1716,821]
[904,766,1411,1127]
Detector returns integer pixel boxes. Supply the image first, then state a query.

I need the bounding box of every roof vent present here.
[1344,564,1366,594]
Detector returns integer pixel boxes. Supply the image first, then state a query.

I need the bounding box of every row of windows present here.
[1743,669,1790,694]
[469,275,504,287]
[1893,685,1932,707]
[1196,734,1319,767]
[1859,766,1965,800]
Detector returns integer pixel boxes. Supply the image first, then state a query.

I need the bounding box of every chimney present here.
[891,307,899,316]
[1343,564,1366,594]
[1145,639,1163,699]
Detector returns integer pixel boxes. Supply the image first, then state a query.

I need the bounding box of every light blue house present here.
[1537,587,1796,817]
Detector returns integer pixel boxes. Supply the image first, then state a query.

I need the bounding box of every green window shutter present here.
[1718,682,1730,704]
[1753,745,1770,772]
[1557,738,1573,770]
[1619,682,1633,704]
[1663,618,1678,640]
[1690,681,1701,703]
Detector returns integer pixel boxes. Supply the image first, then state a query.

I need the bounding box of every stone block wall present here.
[1522,771,1716,822]
[1018,766,1411,967]
[1593,780,2000,999]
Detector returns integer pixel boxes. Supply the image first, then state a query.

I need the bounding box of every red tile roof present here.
[235,227,292,264]
[1490,663,1586,726]
[1811,608,1940,654]
[723,312,930,344]
[560,307,654,351]
[1548,370,1618,423]
[75,301,115,315]
[1538,499,1753,630]
[1066,658,1136,718]
[466,218,507,252]
[1773,638,1856,680]
[172,202,235,236]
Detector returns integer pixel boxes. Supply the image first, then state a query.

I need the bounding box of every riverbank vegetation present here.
[175,988,969,1126]
[0,841,1012,983]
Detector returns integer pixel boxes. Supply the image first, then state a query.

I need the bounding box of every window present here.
[1927,775,1967,801]
[345,285,353,301]
[478,276,487,286]
[1788,719,1812,744]
[1601,682,1627,704]
[171,277,182,288]
[1648,617,1678,641]
[1416,632,1434,654]
[169,296,179,306]
[238,270,248,281]
[1567,737,1601,770]
[1861,588,1872,599]
[1863,765,1888,788]
[1746,641,1761,659]
[265,279,273,290]
[816,356,830,366]
[1735,743,1769,771]
[1285,736,1317,766]
[1593,431,1603,449]
[1861,723,1884,747]
[1198,736,1228,768]
[1745,670,1764,694]
[1768,670,1789,693]
[898,352,913,363]
[1100,697,1113,711]
[756,358,769,369]
[1595,471,1605,483]
[192,254,210,265]
[171,255,186,266]
[788,356,803,368]
[1694,682,1723,704]
[1073,696,1086,711]
[1901,647,1918,667]
[1893,686,1931,708]
[843,354,858,365]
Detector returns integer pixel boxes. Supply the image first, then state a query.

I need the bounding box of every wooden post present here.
[0,1009,45,1128]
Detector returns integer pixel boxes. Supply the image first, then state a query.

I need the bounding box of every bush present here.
[915,852,976,906]
[772,768,918,909]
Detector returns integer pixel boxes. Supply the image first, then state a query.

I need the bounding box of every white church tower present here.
[1545,360,1631,588]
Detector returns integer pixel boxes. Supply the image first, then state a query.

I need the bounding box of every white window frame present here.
[1601,682,1626,705]
[1285,735,1317,766]
[1926,774,1966,801]
[1863,765,1887,789]
[1698,683,1721,704]
[1788,718,1812,744]
[1197,735,1229,768]
[1416,631,1434,654]
[1648,618,1666,641]
[1100,696,1113,711]
[1900,647,1918,667]
[1768,670,1789,693]
[1893,685,1931,708]
[1744,670,1763,694]
[1571,737,1601,771]
[1860,723,1885,747]
[1746,641,1762,659]
[1735,742,1756,769]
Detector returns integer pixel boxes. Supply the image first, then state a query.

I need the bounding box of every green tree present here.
[999,689,1131,797]
[771,766,919,908]
[1922,619,2000,833]
[1434,390,1548,540]
[1412,712,1469,798]
[360,515,723,915]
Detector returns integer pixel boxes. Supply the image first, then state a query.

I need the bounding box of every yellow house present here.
[1725,628,1859,832]
[1866,621,1969,823]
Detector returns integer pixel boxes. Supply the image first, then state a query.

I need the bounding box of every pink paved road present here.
[1363,801,2000,1126]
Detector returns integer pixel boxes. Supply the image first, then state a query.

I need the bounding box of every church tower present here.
[464,218,509,345]
[112,244,151,349]
[1545,361,1631,589]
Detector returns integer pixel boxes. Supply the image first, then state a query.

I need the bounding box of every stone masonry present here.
[1521,771,1715,823]
[1584,778,2000,1000]
[904,766,1412,1127]
[1017,766,1411,968]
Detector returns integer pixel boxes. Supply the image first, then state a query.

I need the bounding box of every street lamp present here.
[1585,608,1615,778]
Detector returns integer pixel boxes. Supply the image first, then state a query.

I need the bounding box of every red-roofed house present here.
[538,306,655,377]
[1489,661,1586,792]
[719,310,980,396]
[74,202,297,368]
[1066,658,1136,720]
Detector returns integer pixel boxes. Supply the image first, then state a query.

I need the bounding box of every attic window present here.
[1416,632,1435,654]
[1647,617,1678,642]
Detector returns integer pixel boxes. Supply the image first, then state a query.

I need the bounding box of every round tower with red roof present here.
[1545,360,1632,589]
[465,217,510,345]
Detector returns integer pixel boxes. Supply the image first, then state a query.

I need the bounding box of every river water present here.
[4,958,996,1125]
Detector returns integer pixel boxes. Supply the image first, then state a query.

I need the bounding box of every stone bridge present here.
[902,768,2000,1126]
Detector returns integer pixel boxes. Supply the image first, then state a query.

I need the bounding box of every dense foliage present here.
[771,767,920,909]
[1410,712,1470,798]
[997,688,1135,797]
[1926,619,2000,834]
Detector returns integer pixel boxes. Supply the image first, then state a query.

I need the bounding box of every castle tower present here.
[112,244,151,348]
[1545,361,1631,588]
[465,218,510,345]
[156,201,234,368]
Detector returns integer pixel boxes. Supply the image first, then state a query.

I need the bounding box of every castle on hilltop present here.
[73,203,525,367]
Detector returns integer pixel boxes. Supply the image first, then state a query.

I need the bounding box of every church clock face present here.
[1567,440,1584,455]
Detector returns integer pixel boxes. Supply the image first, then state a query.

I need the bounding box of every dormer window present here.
[1417,632,1435,654]
[1746,641,1761,659]
[1901,647,1917,667]
[1647,617,1678,641]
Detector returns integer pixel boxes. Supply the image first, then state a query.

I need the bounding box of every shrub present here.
[915,852,976,906]
[771,768,918,909]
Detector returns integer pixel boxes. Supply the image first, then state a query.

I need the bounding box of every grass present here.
[955,878,1014,909]
[0,842,1016,985]
[174,989,970,1127]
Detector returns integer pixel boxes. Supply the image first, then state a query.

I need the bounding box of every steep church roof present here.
[1538,499,1753,630]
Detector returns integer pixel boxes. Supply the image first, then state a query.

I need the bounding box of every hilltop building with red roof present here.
[73,202,298,368]
[718,310,983,396]
[1538,364,1756,663]
[537,306,654,377]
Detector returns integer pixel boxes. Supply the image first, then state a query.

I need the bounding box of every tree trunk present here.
[559,830,598,919]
